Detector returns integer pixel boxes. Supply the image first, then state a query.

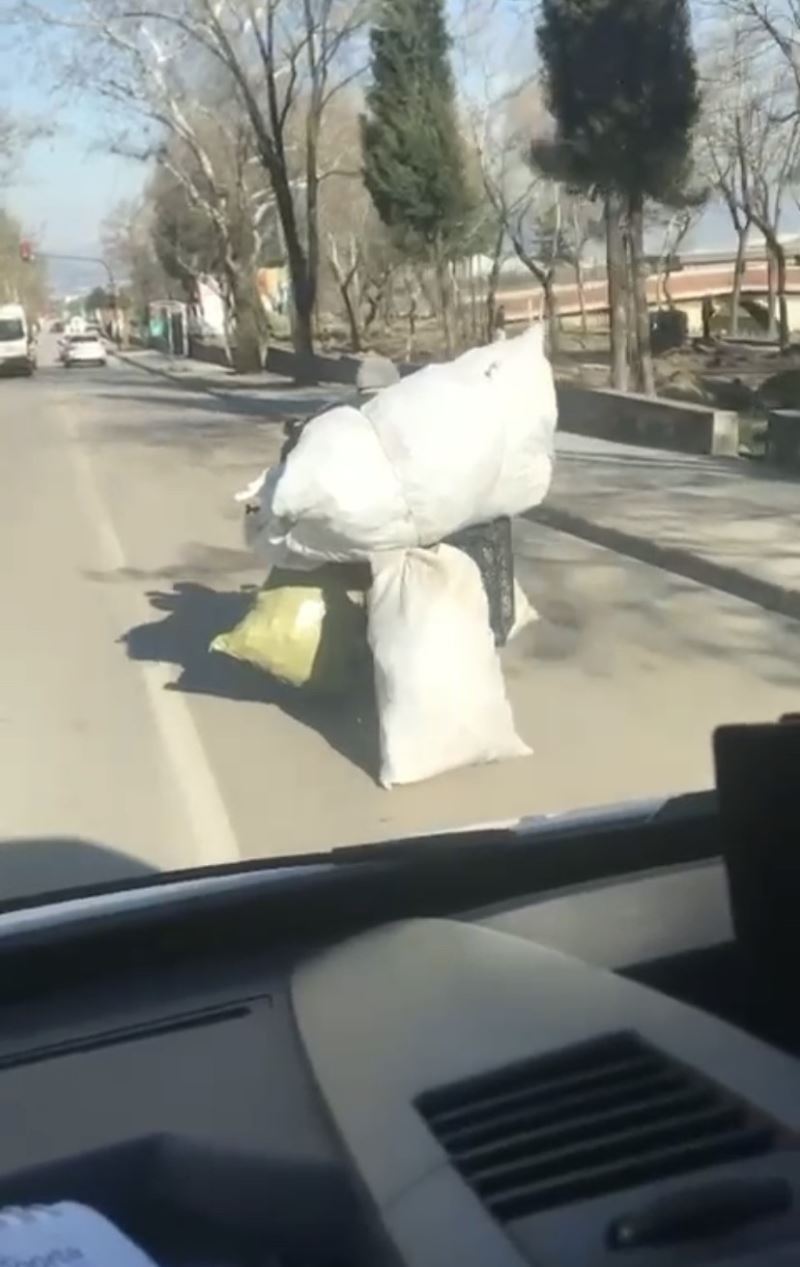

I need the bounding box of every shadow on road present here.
[0,837,157,906]
[86,543,257,585]
[87,388,334,458]
[120,582,380,778]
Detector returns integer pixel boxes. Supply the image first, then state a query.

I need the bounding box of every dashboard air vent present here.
[417,1032,779,1222]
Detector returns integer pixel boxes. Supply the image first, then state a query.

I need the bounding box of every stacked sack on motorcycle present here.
[215,325,557,787]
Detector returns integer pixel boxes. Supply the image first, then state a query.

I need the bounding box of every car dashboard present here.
[0,785,797,1267]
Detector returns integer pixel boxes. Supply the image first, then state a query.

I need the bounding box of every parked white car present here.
[63,334,107,368]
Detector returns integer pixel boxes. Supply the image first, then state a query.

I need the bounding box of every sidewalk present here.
[541,432,800,618]
[114,346,346,407]
[116,345,800,621]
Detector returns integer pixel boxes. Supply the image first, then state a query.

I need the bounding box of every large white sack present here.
[244,326,557,565]
[269,404,414,560]
[369,545,532,787]
[237,465,324,571]
[240,407,416,565]
[360,323,556,543]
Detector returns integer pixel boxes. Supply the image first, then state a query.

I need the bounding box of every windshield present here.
[0,319,24,341]
[0,0,798,906]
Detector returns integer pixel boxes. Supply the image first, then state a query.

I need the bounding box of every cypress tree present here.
[536,0,700,390]
[362,0,473,352]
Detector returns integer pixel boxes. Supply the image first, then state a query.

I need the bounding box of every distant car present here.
[63,334,107,368]
[0,303,36,376]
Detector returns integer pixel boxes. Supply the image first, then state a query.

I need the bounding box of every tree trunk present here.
[404,266,419,360]
[219,279,235,367]
[434,236,454,357]
[766,251,778,340]
[228,267,267,374]
[268,156,315,359]
[453,258,468,350]
[730,223,749,337]
[628,194,655,396]
[406,294,418,361]
[768,238,791,351]
[778,256,790,352]
[339,284,361,352]
[304,114,321,355]
[574,255,588,335]
[542,276,560,356]
[485,224,505,343]
[327,237,362,352]
[624,223,637,373]
[468,254,479,342]
[604,192,628,392]
[362,267,391,337]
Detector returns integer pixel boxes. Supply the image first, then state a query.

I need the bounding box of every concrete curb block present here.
[530,504,800,621]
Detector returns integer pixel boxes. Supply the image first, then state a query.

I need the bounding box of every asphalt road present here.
[1,336,799,898]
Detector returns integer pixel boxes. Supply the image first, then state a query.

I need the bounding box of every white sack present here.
[243,325,557,565]
[509,580,539,639]
[237,466,320,572]
[359,323,556,541]
[369,545,532,787]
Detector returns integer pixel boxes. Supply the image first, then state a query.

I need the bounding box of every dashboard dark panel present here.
[0,788,794,1267]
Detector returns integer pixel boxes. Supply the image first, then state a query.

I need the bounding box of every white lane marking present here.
[56,396,241,867]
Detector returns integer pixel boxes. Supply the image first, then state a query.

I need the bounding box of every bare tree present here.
[102,197,180,323]
[315,91,397,351]
[16,3,277,366]
[699,26,800,349]
[482,222,506,341]
[151,111,275,368]
[653,206,697,308]
[20,0,368,358]
[472,81,566,353]
[560,195,603,335]
[487,173,562,353]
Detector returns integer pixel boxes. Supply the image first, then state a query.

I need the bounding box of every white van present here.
[0,304,36,376]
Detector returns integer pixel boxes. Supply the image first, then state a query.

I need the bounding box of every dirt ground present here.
[322,318,800,402]
[550,330,799,400]
[548,330,800,454]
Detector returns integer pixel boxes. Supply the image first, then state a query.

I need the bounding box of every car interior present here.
[0,719,798,1267]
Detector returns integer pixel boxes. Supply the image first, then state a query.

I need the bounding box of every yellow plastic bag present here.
[210,565,368,693]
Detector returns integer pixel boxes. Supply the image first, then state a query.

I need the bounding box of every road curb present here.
[112,349,229,396]
[530,504,800,621]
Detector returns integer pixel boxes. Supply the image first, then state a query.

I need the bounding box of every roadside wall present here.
[556,383,739,457]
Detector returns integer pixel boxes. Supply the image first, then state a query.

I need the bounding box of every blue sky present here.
[4,85,145,287]
[1,23,145,291]
[9,115,144,255]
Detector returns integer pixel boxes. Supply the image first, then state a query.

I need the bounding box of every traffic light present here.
[19,240,33,263]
